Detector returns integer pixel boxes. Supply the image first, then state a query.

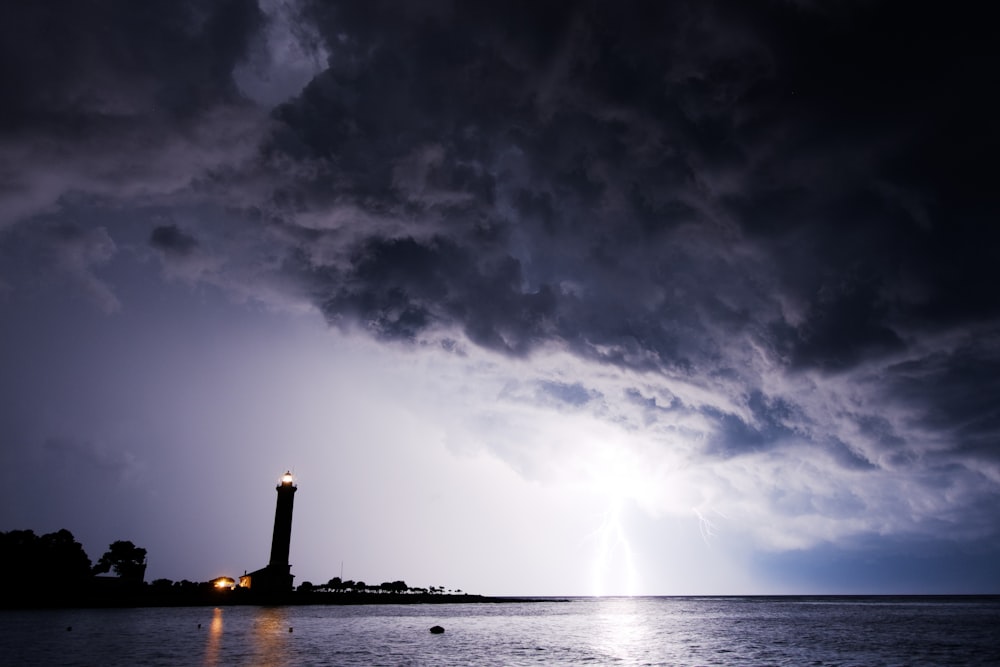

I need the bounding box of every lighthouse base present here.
[239,564,294,594]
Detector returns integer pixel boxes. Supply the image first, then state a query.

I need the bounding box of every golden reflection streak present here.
[251,607,290,667]
[203,607,224,667]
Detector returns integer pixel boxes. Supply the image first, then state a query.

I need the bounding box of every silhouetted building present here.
[239,471,297,594]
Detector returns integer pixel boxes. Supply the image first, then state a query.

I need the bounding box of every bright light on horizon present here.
[590,498,640,597]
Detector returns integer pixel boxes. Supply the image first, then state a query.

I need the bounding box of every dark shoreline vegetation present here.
[3,587,554,610]
[7,530,996,609]
[1,528,554,609]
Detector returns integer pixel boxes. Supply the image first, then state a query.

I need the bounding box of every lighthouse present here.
[239,471,298,594]
[269,471,297,572]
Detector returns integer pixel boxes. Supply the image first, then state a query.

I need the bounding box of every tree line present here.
[0,528,147,606]
[0,528,471,606]
[297,577,462,596]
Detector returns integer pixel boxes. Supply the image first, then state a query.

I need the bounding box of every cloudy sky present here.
[2,0,998,596]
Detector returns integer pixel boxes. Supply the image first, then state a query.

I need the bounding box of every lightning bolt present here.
[591,498,639,596]
[693,507,728,545]
[693,508,716,544]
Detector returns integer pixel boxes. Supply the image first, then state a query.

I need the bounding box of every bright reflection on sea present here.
[203,607,223,667]
[590,597,660,663]
[250,607,289,667]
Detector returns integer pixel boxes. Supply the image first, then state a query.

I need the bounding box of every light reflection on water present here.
[204,607,223,667]
[591,597,658,663]
[249,607,289,667]
[1,597,999,666]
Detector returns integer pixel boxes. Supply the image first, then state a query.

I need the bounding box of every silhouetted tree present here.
[297,581,315,593]
[0,528,92,604]
[325,576,343,592]
[93,540,147,582]
[41,529,93,582]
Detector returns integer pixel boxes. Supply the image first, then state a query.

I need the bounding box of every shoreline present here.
[1,590,565,610]
[7,592,996,610]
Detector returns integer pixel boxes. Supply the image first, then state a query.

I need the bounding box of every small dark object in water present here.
[66,627,72,632]
[197,624,201,629]
[429,625,445,634]
[288,627,293,633]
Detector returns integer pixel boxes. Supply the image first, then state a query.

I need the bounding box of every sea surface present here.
[2,596,999,666]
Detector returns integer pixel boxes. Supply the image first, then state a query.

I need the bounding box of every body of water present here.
[2,596,999,666]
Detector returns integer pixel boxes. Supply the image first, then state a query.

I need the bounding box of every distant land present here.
[2,474,562,608]
[0,527,554,609]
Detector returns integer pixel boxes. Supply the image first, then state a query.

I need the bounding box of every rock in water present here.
[429,625,445,634]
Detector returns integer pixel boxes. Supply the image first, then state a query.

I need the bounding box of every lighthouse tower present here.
[269,471,297,573]
[239,471,298,594]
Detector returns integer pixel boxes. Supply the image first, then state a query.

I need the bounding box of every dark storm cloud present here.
[884,335,1000,460]
[150,225,199,257]
[0,0,268,227]
[270,0,998,356]
[247,0,1000,481]
[4,0,999,546]
[308,235,559,352]
[0,0,262,128]
[269,0,777,370]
